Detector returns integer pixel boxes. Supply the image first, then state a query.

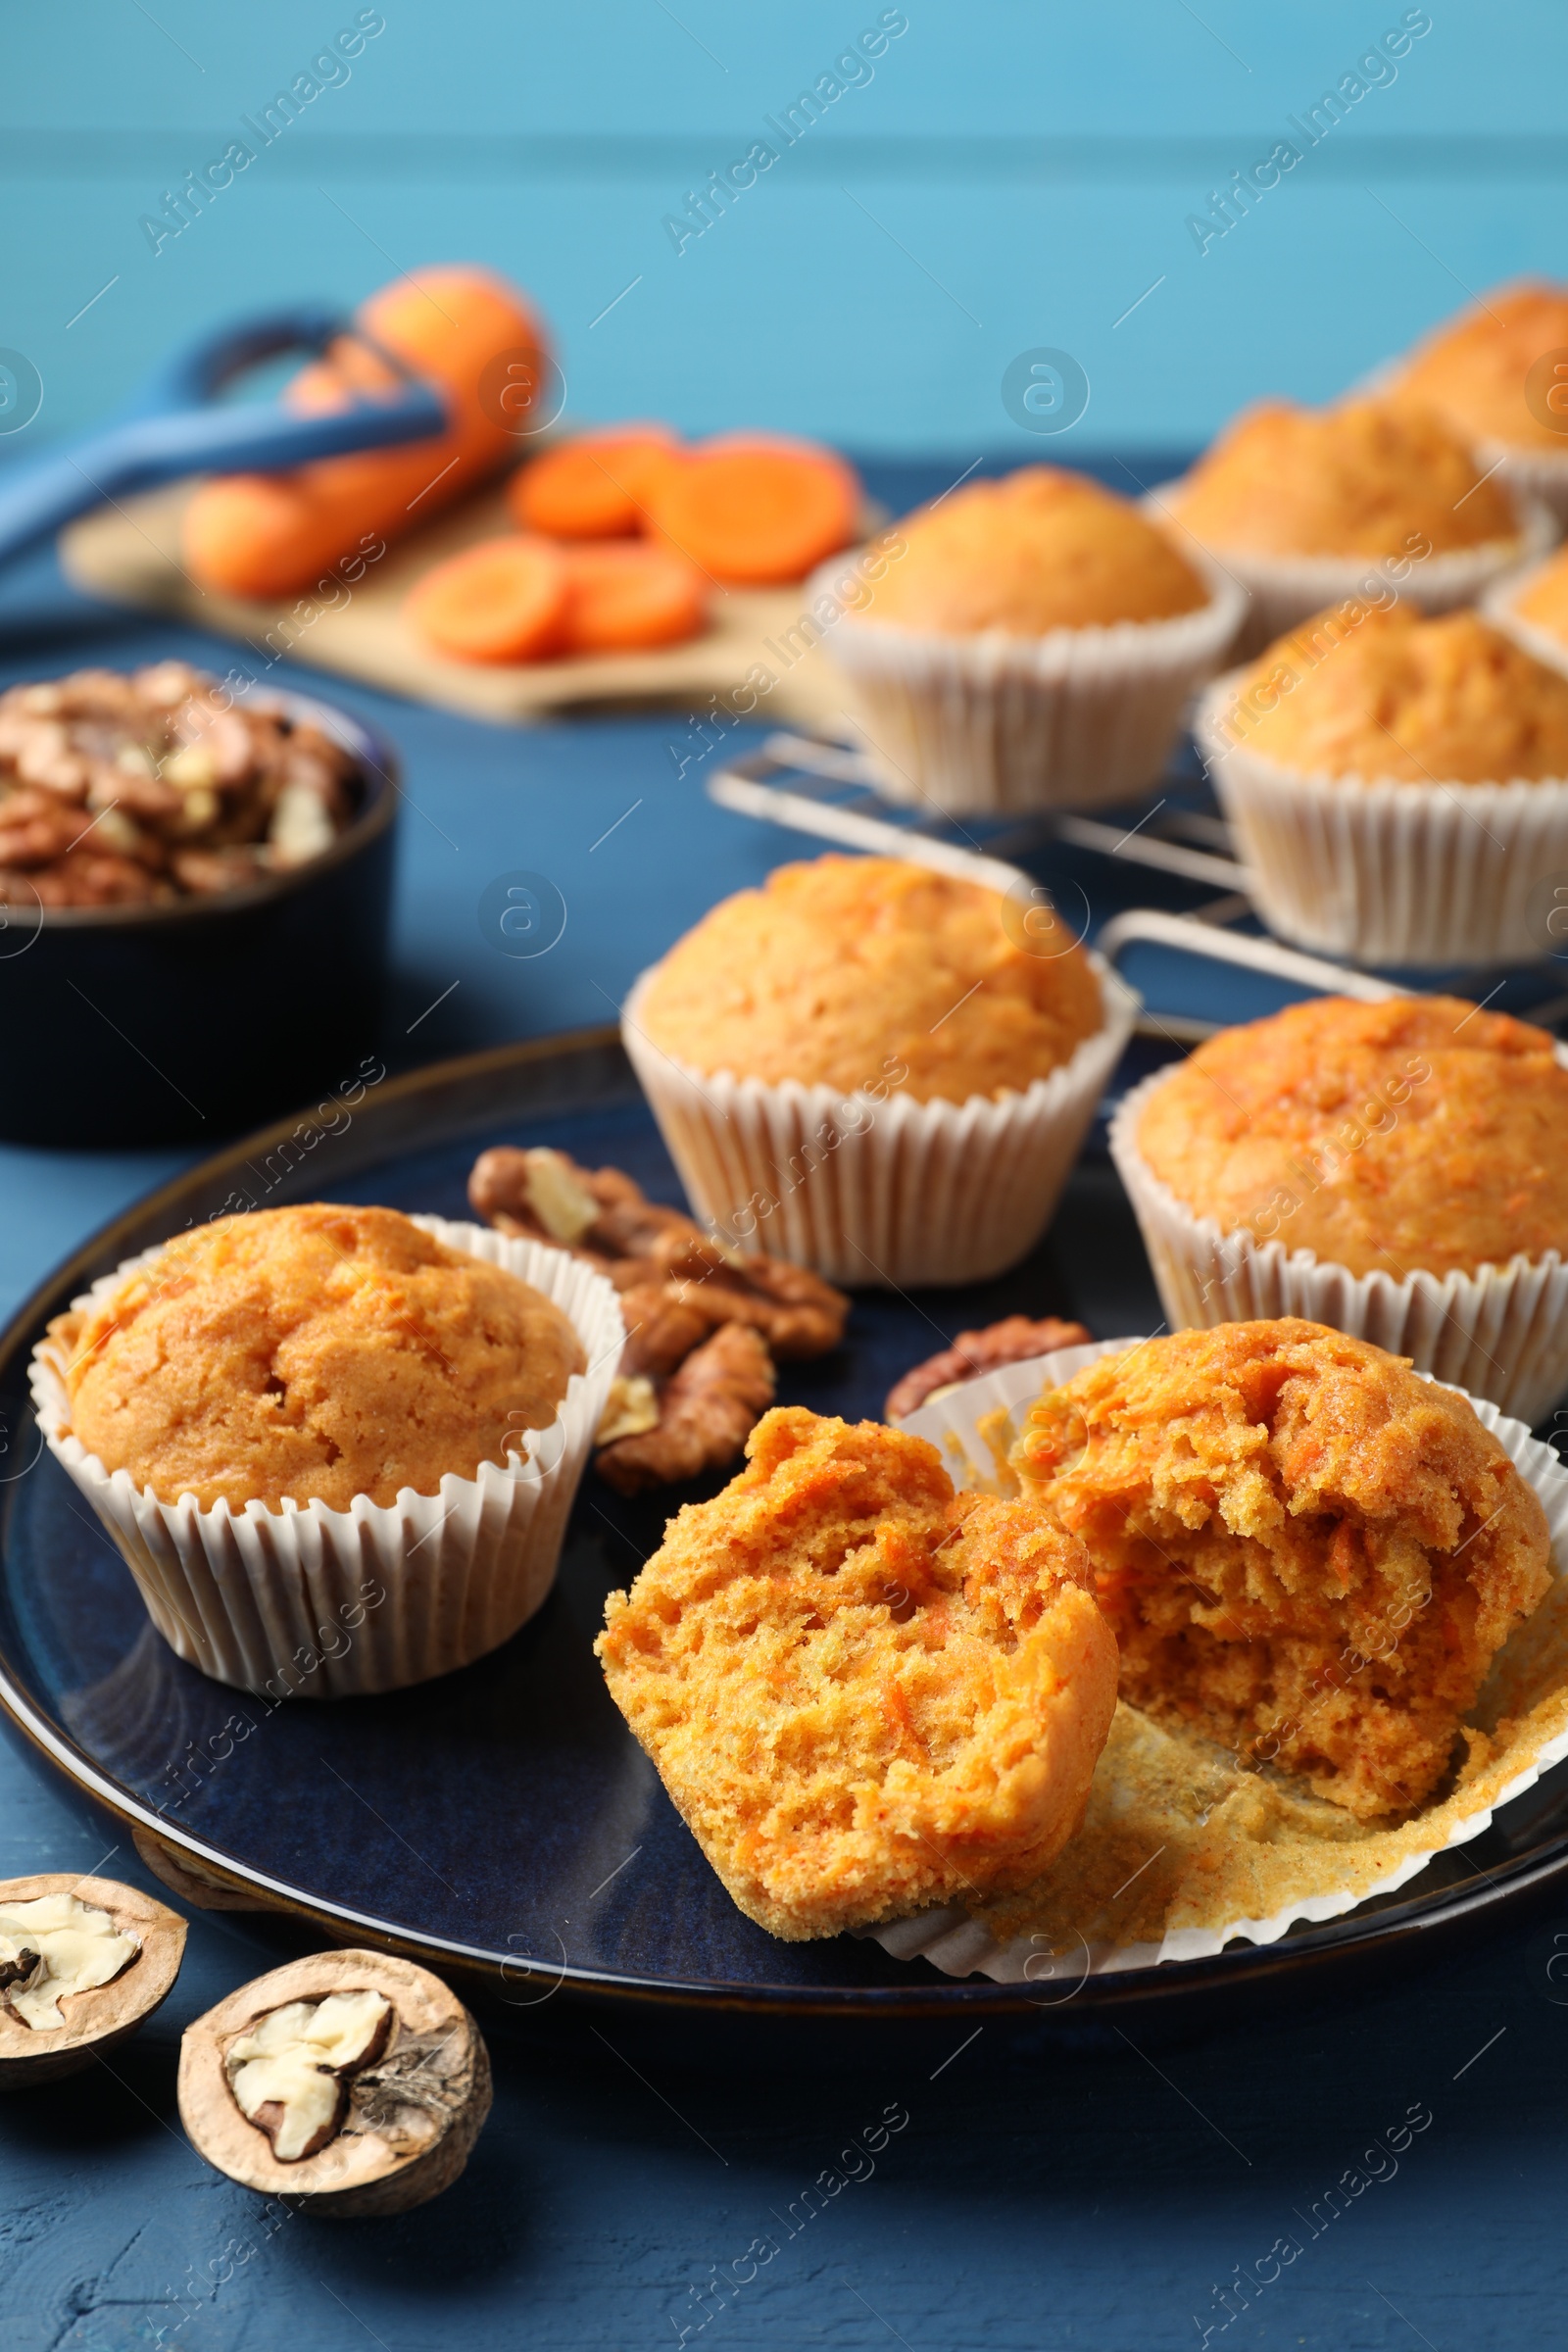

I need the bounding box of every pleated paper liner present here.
[1108,1068,1568,1430]
[619,957,1140,1288]
[31,1216,623,1698]
[1147,481,1556,659]
[812,553,1247,815]
[864,1341,1568,1982]
[1194,670,1568,968]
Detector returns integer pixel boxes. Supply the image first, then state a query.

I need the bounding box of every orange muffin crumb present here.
[53,1203,585,1511]
[1013,1321,1552,1819]
[1133,992,1568,1289]
[1220,605,1568,780]
[638,855,1103,1104]
[852,466,1208,634]
[1136,995,1568,1282]
[1391,279,1568,453]
[1172,398,1519,558]
[596,1406,1119,1937]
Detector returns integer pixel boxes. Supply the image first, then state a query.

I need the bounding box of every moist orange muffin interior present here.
[1391,278,1568,452]
[1170,397,1518,558]
[1136,994,1568,1280]
[852,465,1208,633]
[53,1202,585,1511]
[1013,1321,1552,1820]
[596,1405,1119,1938]
[637,854,1103,1103]
[1220,605,1568,780]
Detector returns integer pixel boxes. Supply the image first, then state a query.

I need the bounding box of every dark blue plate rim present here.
[4,1027,1568,2019]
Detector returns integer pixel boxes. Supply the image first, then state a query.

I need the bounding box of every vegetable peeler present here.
[0,306,448,571]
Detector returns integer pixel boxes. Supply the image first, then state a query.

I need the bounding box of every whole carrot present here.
[182,267,550,600]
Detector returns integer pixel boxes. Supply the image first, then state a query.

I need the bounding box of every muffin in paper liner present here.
[860,1340,1568,1982]
[1108,1063,1568,1429]
[619,956,1140,1289]
[28,1215,624,1699]
[812,552,1247,816]
[1193,667,1568,968]
[1150,482,1557,660]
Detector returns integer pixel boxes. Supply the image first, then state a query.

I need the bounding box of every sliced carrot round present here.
[645,436,861,585]
[561,543,708,654]
[404,536,568,664]
[510,426,683,539]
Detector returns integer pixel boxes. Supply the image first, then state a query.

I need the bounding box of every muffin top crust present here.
[1170,398,1519,559]
[1391,278,1568,452]
[53,1202,585,1511]
[1135,994,1568,1280]
[1218,606,1568,781]
[852,466,1208,634]
[1011,1319,1551,1818]
[637,854,1104,1104]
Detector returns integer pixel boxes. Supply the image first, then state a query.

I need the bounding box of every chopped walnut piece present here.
[470,1145,848,1487]
[597,1323,776,1495]
[885,1314,1093,1422]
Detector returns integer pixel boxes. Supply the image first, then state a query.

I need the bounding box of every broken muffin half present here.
[596,1405,1119,1938]
[1011,1319,1553,1819]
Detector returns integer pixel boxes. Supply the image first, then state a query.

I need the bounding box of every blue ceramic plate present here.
[4,1030,1568,2021]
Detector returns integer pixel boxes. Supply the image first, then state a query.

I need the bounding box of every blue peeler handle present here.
[0,305,449,570]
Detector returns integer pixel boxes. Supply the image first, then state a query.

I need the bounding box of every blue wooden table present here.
[1,526,1564,2352]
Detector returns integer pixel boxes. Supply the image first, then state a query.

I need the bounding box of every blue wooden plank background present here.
[3,2,1566,452]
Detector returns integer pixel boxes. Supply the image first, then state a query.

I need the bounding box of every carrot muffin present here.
[854,466,1208,633]
[52,1202,586,1511]
[1390,279,1568,455]
[1012,1320,1552,1819]
[1171,399,1519,560]
[1134,995,1568,1281]
[597,1405,1119,1937]
[817,466,1243,818]
[636,855,1102,1105]
[1215,605,1568,779]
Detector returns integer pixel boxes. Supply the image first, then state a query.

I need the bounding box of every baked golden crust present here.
[1136,995,1568,1281]
[853,466,1207,633]
[596,1406,1119,1937]
[1013,1321,1552,1819]
[54,1203,585,1512]
[1390,278,1568,453]
[1223,606,1568,781]
[1172,399,1519,558]
[638,854,1103,1104]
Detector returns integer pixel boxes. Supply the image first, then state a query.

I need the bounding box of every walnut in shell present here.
[0,1873,187,2088]
[179,1949,491,2217]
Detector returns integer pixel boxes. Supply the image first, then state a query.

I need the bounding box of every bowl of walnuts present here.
[0,662,398,1145]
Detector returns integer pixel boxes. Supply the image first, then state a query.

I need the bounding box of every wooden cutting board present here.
[60,480,865,732]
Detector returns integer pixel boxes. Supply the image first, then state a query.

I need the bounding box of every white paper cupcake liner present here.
[864,1339,1568,1979]
[1106,1067,1568,1429]
[1151,481,1556,659]
[1482,557,1568,680]
[620,957,1140,1288]
[30,1216,624,1698]
[812,553,1247,814]
[1194,667,1568,968]
[1477,437,1568,529]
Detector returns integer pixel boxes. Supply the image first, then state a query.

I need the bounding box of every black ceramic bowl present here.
[0,686,398,1148]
